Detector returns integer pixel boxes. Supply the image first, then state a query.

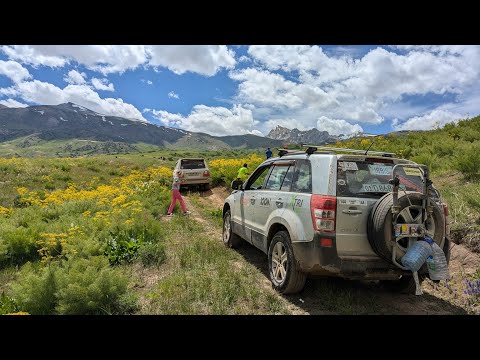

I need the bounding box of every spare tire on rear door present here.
[367,192,445,264]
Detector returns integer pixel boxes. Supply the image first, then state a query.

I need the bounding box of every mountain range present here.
[267,125,338,144]
[0,103,341,154]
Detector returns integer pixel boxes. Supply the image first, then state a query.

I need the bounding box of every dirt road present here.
[183,187,477,315]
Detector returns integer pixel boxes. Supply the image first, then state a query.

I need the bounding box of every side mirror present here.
[231,179,244,190]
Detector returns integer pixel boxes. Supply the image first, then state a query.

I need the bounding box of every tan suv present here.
[222,145,450,294]
[174,158,211,191]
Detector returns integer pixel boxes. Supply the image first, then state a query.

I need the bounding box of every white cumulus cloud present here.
[146,104,259,136]
[393,109,465,131]
[1,45,238,77]
[229,45,480,130]
[0,60,31,83]
[239,55,251,63]
[64,70,87,85]
[0,87,19,97]
[91,78,115,92]
[10,80,146,121]
[0,98,29,108]
[147,45,236,76]
[1,45,148,74]
[168,91,179,99]
[316,116,363,136]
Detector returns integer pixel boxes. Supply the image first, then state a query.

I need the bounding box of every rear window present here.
[336,160,424,198]
[180,159,206,169]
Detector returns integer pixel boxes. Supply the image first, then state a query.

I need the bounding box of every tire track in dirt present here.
[182,188,308,314]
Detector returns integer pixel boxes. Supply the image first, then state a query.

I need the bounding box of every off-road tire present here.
[268,231,306,294]
[222,209,242,248]
[367,192,445,264]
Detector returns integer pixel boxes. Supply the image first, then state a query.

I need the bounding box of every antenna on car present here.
[364,135,379,155]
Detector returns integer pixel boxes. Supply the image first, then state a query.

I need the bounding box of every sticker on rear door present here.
[368,164,392,176]
[404,168,422,177]
[338,198,367,206]
[339,161,358,171]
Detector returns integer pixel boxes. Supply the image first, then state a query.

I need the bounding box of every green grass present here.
[144,236,288,315]
[188,194,224,227]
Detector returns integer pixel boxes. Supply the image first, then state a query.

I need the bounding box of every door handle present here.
[342,209,362,215]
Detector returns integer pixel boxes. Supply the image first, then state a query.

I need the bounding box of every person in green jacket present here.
[237,163,249,182]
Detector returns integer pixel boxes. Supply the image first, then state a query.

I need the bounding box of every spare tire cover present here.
[367,192,445,264]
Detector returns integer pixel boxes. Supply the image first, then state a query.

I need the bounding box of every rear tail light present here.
[320,238,333,247]
[310,195,337,232]
[203,170,210,177]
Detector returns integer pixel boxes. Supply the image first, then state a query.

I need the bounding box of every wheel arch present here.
[267,223,289,253]
[223,202,231,216]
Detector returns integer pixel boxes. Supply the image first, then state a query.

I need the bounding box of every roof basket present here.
[300,144,395,157]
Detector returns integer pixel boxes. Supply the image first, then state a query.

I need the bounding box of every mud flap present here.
[413,271,423,295]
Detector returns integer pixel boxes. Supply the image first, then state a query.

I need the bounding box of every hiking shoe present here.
[183,211,190,216]
[167,213,174,217]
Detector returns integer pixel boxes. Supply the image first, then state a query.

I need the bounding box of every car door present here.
[288,159,314,241]
[335,157,393,257]
[250,161,293,251]
[232,164,272,244]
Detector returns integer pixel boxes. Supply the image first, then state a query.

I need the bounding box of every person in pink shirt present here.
[167,170,189,216]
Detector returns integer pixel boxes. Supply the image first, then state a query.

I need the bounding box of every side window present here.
[246,165,271,190]
[280,165,294,192]
[265,165,289,191]
[291,160,312,193]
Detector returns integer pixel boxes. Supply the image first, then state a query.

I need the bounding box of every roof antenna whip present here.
[364,135,378,155]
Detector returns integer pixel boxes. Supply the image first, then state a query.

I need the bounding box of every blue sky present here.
[1,45,479,137]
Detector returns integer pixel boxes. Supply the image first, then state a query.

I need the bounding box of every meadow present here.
[0,150,278,315]
[0,116,479,314]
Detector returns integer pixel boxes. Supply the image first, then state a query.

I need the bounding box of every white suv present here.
[174,158,212,191]
[222,146,450,294]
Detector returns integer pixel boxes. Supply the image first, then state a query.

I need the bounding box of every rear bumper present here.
[180,178,211,185]
[291,233,415,279]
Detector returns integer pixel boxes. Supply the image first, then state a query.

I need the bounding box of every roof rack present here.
[300,144,396,157]
[277,149,304,157]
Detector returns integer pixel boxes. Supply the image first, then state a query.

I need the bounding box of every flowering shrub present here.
[0,206,13,218]
[209,154,263,186]
[464,276,480,308]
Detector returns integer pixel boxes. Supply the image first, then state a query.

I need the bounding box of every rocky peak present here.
[267,125,338,145]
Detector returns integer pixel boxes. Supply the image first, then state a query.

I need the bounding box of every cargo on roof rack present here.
[300,144,396,157]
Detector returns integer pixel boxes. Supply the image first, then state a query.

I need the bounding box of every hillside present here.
[0,103,287,153]
[217,134,284,148]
